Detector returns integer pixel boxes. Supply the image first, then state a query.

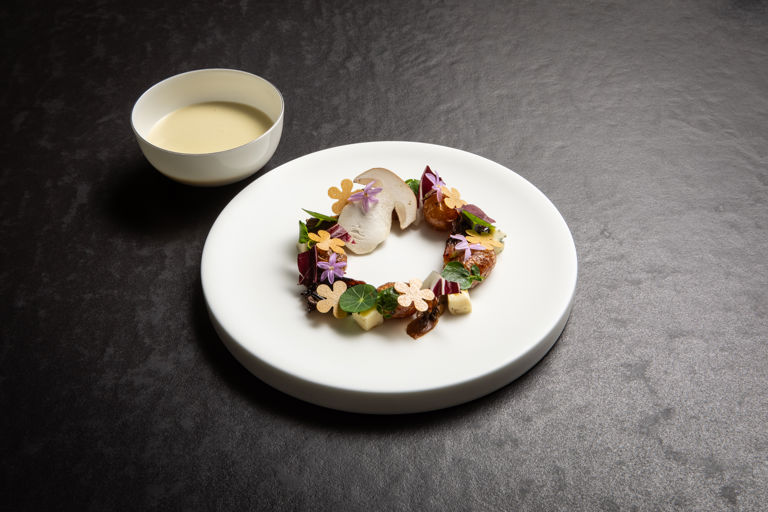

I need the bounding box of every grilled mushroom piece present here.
[422,193,460,231]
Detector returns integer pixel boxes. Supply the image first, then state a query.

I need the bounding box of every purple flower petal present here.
[425,168,445,201]
[461,204,496,224]
[349,181,383,213]
[316,252,346,284]
[327,223,352,243]
[450,234,484,261]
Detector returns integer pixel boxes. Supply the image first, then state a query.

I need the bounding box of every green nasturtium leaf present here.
[339,284,378,313]
[376,286,400,317]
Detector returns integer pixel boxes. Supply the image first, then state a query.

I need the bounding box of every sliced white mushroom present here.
[354,168,417,229]
[337,168,419,255]
[337,198,393,254]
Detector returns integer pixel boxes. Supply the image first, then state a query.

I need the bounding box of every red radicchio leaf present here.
[431,277,461,298]
[461,204,496,224]
[327,223,353,244]
[297,246,318,285]
[417,165,440,208]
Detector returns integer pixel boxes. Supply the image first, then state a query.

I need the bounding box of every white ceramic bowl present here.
[131,69,284,186]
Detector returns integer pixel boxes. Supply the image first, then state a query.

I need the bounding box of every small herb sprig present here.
[441,261,484,290]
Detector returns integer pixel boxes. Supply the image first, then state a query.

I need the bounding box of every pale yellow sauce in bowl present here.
[132,69,284,186]
[147,101,274,154]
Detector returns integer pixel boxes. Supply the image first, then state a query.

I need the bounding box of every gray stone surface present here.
[2,0,767,510]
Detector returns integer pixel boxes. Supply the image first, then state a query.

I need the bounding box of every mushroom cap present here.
[337,196,393,254]
[355,168,417,230]
[337,168,418,255]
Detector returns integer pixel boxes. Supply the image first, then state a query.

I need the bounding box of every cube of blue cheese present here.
[352,307,384,330]
[447,290,472,314]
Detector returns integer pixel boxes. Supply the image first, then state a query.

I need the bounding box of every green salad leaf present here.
[339,284,378,313]
[461,210,494,234]
[471,265,485,281]
[302,209,336,242]
[441,261,484,290]
[302,209,337,222]
[405,178,420,198]
[298,220,309,244]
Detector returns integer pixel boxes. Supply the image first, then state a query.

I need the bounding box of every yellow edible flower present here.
[328,179,357,215]
[308,230,346,255]
[465,229,503,250]
[316,280,348,318]
[394,279,436,313]
[440,186,467,209]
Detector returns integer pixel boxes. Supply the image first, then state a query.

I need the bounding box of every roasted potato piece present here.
[443,239,497,287]
[316,248,347,264]
[423,193,460,231]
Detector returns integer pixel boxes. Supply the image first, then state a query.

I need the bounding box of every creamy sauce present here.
[147,101,273,153]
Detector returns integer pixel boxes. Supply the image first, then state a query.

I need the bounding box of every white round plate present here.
[201,141,577,414]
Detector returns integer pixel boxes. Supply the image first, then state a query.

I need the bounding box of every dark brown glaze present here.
[406,300,445,339]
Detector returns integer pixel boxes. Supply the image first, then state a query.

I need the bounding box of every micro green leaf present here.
[441,261,485,289]
[302,209,337,222]
[298,220,309,244]
[406,178,420,198]
[376,286,400,318]
[441,261,472,289]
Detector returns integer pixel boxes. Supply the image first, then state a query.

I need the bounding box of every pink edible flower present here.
[316,252,346,284]
[348,181,383,213]
[425,168,446,202]
[450,234,485,262]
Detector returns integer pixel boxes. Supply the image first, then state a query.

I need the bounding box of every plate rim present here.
[201,141,578,413]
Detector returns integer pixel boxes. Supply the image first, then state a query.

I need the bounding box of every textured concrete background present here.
[2,0,767,510]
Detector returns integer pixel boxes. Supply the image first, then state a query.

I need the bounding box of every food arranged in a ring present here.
[296,166,506,339]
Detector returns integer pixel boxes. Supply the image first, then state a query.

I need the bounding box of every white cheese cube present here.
[447,290,472,315]
[352,307,384,330]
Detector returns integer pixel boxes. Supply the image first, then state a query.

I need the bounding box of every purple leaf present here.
[418,165,445,207]
[431,277,461,298]
[461,204,496,224]
[327,223,353,243]
[297,246,318,285]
